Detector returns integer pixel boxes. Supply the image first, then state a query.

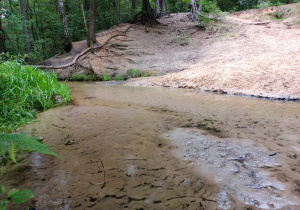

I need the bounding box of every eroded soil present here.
[43,4,300,100]
[1,82,300,209]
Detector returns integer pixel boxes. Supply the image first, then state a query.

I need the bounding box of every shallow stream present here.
[2,82,300,209]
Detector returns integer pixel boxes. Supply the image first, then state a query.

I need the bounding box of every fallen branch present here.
[32,33,127,69]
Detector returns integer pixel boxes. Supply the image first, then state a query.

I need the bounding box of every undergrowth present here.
[0,61,71,132]
[126,69,153,78]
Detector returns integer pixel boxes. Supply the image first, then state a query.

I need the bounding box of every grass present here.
[126,69,153,78]
[70,74,86,81]
[70,73,98,81]
[0,61,71,132]
[70,69,154,82]
[171,31,190,46]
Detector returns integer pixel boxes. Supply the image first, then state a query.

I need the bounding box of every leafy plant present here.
[197,0,224,29]
[171,31,190,45]
[271,8,291,19]
[126,69,153,78]
[0,133,61,164]
[70,74,87,81]
[0,133,61,209]
[100,71,114,81]
[0,61,71,132]
[126,69,142,78]
[115,74,124,81]
[0,185,34,210]
[197,13,214,28]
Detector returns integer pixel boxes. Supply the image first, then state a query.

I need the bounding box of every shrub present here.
[271,8,291,19]
[0,61,71,132]
[101,71,114,81]
[197,0,224,28]
[126,69,142,78]
[70,74,87,81]
[115,74,124,81]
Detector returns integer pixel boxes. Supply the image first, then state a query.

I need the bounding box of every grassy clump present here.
[0,61,71,132]
[70,74,87,81]
[115,74,124,81]
[70,73,98,81]
[126,69,153,78]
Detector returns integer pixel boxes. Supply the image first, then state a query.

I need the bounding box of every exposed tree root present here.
[32,33,127,69]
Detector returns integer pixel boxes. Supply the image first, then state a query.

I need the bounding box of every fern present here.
[0,133,61,163]
[7,142,17,163]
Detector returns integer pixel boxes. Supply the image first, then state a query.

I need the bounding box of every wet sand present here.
[1,82,300,209]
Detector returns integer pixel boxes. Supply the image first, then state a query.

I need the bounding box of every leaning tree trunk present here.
[189,0,199,21]
[0,14,20,54]
[58,0,72,53]
[87,0,97,47]
[20,0,31,55]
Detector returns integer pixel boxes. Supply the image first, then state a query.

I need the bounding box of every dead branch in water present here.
[31,33,127,69]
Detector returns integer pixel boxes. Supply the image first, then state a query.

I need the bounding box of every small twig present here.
[101,161,106,188]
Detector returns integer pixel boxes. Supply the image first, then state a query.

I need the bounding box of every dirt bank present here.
[42,4,300,100]
[125,5,300,100]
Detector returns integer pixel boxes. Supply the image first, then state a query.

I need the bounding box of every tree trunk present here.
[114,0,119,25]
[154,0,160,17]
[87,0,97,47]
[58,0,72,53]
[159,0,166,14]
[140,0,157,25]
[132,0,136,10]
[189,0,199,21]
[0,31,3,53]
[20,0,31,55]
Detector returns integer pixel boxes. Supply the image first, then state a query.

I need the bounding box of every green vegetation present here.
[100,71,114,81]
[0,185,34,210]
[70,74,87,81]
[126,69,153,78]
[0,132,61,209]
[271,7,292,19]
[172,31,190,45]
[70,73,98,81]
[0,132,60,164]
[115,74,125,81]
[198,0,224,29]
[0,61,70,132]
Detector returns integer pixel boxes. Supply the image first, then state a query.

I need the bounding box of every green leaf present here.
[0,199,9,210]
[10,190,34,204]
[0,185,4,194]
[0,158,8,167]
[7,189,19,198]
[7,142,17,163]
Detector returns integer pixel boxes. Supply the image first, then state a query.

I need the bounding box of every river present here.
[3,82,300,209]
